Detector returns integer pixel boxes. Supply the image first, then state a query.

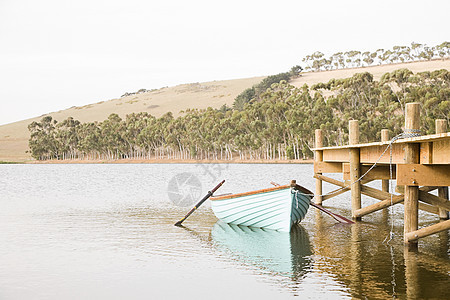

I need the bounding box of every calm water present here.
[0,164,448,299]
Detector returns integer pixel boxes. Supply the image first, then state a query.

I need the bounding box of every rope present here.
[383,143,398,299]
[383,144,395,244]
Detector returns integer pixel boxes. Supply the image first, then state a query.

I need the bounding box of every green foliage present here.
[290,65,303,77]
[233,87,256,110]
[28,69,450,161]
[233,71,293,110]
[217,104,232,113]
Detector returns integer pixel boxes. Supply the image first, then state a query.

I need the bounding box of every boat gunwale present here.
[210,185,290,201]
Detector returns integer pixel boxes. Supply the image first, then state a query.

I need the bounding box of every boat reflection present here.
[210,221,312,278]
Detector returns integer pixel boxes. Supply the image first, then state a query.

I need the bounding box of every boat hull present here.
[210,186,310,232]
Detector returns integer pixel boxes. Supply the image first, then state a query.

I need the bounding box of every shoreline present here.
[24,158,314,164]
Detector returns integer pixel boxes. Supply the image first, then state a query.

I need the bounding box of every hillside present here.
[1,59,449,162]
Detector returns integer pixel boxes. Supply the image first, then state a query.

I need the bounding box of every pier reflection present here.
[210,221,313,278]
[310,209,450,299]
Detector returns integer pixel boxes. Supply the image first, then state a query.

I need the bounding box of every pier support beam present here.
[404,103,420,247]
[381,129,390,193]
[381,129,390,222]
[405,219,450,242]
[349,120,361,220]
[315,129,323,205]
[436,119,449,220]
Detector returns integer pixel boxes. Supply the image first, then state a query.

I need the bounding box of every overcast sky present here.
[0,0,448,125]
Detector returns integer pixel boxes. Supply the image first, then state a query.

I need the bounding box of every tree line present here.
[28,68,449,161]
[302,41,450,72]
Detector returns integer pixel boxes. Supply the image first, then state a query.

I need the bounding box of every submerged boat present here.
[210,180,312,232]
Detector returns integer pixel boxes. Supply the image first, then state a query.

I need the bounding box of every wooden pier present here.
[313,102,449,247]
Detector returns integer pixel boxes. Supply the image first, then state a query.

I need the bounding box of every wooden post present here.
[404,103,420,246]
[315,129,323,205]
[436,119,449,219]
[381,129,389,193]
[380,129,390,222]
[349,120,361,220]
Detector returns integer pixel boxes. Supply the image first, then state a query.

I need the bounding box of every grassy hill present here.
[0,59,449,162]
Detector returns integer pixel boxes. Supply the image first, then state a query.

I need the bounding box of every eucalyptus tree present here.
[77,122,102,159]
[418,46,434,60]
[330,52,344,69]
[302,54,313,71]
[136,114,159,158]
[362,51,373,66]
[55,117,81,159]
[122,112,151,158]
[406,69,450,133]
[410,42,423,60]
[233,87,255,111]
[99,113,127,159]
[375,49,385,65]
[290,65,303,77]
[436,41,450,58]
[344,51,361,67]
[311,51,325,71]
[28,116,59,160]
[155,112,174,159]
[164,114,187,159]
[380,68,413,112]
[212,110,235,160]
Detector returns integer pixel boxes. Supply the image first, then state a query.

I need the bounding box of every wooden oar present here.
[174,180,225,226]
[270,180,354,224]
[309,201,354,224]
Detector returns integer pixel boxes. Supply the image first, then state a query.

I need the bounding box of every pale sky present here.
[0,0,448,125]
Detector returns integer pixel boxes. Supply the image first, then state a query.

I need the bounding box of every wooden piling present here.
[405,219,450,242]
[404,103,420,246]
[436,119,449,219]
[381,129,389,193]
[315,129,323,205]
[349,120,361,220]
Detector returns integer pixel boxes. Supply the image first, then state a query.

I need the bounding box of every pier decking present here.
[313,103,449,247]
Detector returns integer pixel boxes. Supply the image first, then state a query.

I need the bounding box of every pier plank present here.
[314,161,342,173]
[343,164,395,181]
[397,164,450,186]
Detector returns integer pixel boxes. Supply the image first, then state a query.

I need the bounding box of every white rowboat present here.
[210,181,312,232]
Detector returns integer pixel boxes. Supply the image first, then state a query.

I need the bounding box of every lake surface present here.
[0,163,448,299]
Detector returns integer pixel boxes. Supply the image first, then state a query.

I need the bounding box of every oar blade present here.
[331,213,354,224]
[310,202,354,224]
[174,220,184,227]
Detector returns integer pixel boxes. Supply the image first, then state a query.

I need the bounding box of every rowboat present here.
[211,221,312,277]
[210,180,312,232]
